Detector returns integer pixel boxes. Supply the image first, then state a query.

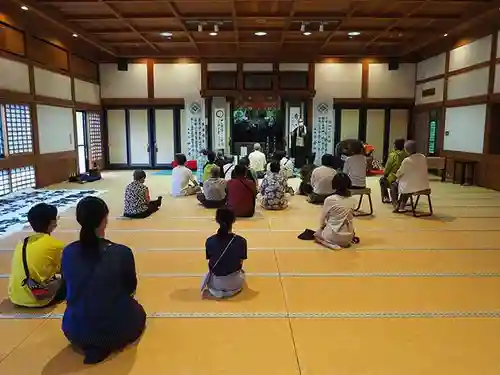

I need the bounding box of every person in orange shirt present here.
[8,203,66,307]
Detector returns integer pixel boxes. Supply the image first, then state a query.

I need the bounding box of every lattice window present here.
[0,169,11,196]
[11,165,36,192]
[88,111,102,162]
[4,104,33,154]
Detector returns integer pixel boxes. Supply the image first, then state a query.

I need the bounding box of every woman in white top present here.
[392,140,430,212]
[308,154,337,204]
[171,154,201,197]
[222,156,236,181]
[315,172,357,250]
[343,141,367,189]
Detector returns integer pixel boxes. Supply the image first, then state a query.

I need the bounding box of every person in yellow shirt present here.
[8,203,66,307]
[379,138,408,204]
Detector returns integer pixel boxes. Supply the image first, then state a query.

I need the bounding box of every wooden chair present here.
[350,187,373,216]
[397,189,433,217]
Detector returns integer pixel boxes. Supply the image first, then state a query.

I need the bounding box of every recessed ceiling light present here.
[303,31,312,36]
[254,31,267,36]
[348,31,361,36]
[443,33,448,37]
[209,32,218,36]
[21,5,28,11]
[72,33,78,38]
[160,32,173,37]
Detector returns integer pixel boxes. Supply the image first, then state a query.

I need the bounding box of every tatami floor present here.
[1,171,500,374]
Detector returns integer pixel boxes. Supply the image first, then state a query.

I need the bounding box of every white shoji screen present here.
[10,165,36,192]
[88,111,102,162]
[0,169,10,196]
[0,111,5,158]
[4,104,33,154]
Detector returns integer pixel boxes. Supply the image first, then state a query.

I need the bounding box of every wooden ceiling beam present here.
[7,0,117,56]
[38,0,494,3]
[365,0,432,49]
[231,0,239,51]
[163,0,200,53]
[67,14,463,22]
[98,0,159,52]
[278,0,298,49]
[401,0,500,56]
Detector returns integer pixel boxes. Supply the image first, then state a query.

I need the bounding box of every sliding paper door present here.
[107,109,127,165]
[366,109,385,162]
[129,109,150,166]
[154,109,175,165]
[340,109,359,141]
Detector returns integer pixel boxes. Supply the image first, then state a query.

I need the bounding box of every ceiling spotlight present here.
[443,33,448,37]
[198,24,203,32]
[348,31,361,36]
[319,23,324,32]
[21,5,28,11]
[209,32,218,36]
[160,32,172,37]
[254,31,267,36]
[300,23,305,33]
[72,33,78,38]
[303,31,312,36]
[214,24,219,33]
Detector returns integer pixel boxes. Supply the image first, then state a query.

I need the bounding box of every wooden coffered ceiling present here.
[7,0,500,61]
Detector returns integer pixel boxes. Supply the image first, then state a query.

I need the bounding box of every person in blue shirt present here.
[61,196,146,364]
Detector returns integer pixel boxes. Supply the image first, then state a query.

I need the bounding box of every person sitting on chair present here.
[223,155,236,181]
[248,143,267,179]
[380,138,408,203]
[308,154,337,204]
[201,208,247,299]
[171,153,201,197]
[227,165,257,218]
[392,140,429,213]
[343,141,367,189]
[314,173,357,250]
[197,166,227,209]
[123,170,162,219]
[260,161,288,210]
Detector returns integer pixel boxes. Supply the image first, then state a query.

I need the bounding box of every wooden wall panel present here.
[28,37,69,72]
[35,151,77,188]
[72,54,99,82]
[0,22,25,56]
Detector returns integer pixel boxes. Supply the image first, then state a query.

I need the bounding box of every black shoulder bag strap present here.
[21,237,32,283]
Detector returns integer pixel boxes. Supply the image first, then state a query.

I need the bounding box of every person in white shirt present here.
[343,141,367,188]
[222,156,236,181]
[248,143,267,178]
[308,154,337,204]
[280,151,295,179]
[171,153,201,197]
[315,172,357,249]
[392,140,430,212]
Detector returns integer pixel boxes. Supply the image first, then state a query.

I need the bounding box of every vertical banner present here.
[213,107,226,150]
[312,99,334,164]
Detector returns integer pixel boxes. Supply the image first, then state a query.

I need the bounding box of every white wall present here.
[279,63,309,71]
[34,67,72,100]
[99,63,148,98]
[447,67,489,100]
[154,63,201,98]
[74,79,100,104]
[315,63,362,98]
[444,105,486,153]
[449,35,492,72]
[207,63,237,71]
[243,63,273,71]
[415,79,444,105]
[37,105,75,154]
[498,31,500,58]
[368,63,416,98]
[417,53,446,81]
[0,57,30,93]
[495,64,500,94]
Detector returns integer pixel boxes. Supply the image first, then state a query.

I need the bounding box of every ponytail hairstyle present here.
[331,172,352,198]
[215,207,235,237]
[76,196,109,258]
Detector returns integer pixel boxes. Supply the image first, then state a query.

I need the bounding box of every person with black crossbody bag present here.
[201,208,247,299]
[226,165,257,218]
